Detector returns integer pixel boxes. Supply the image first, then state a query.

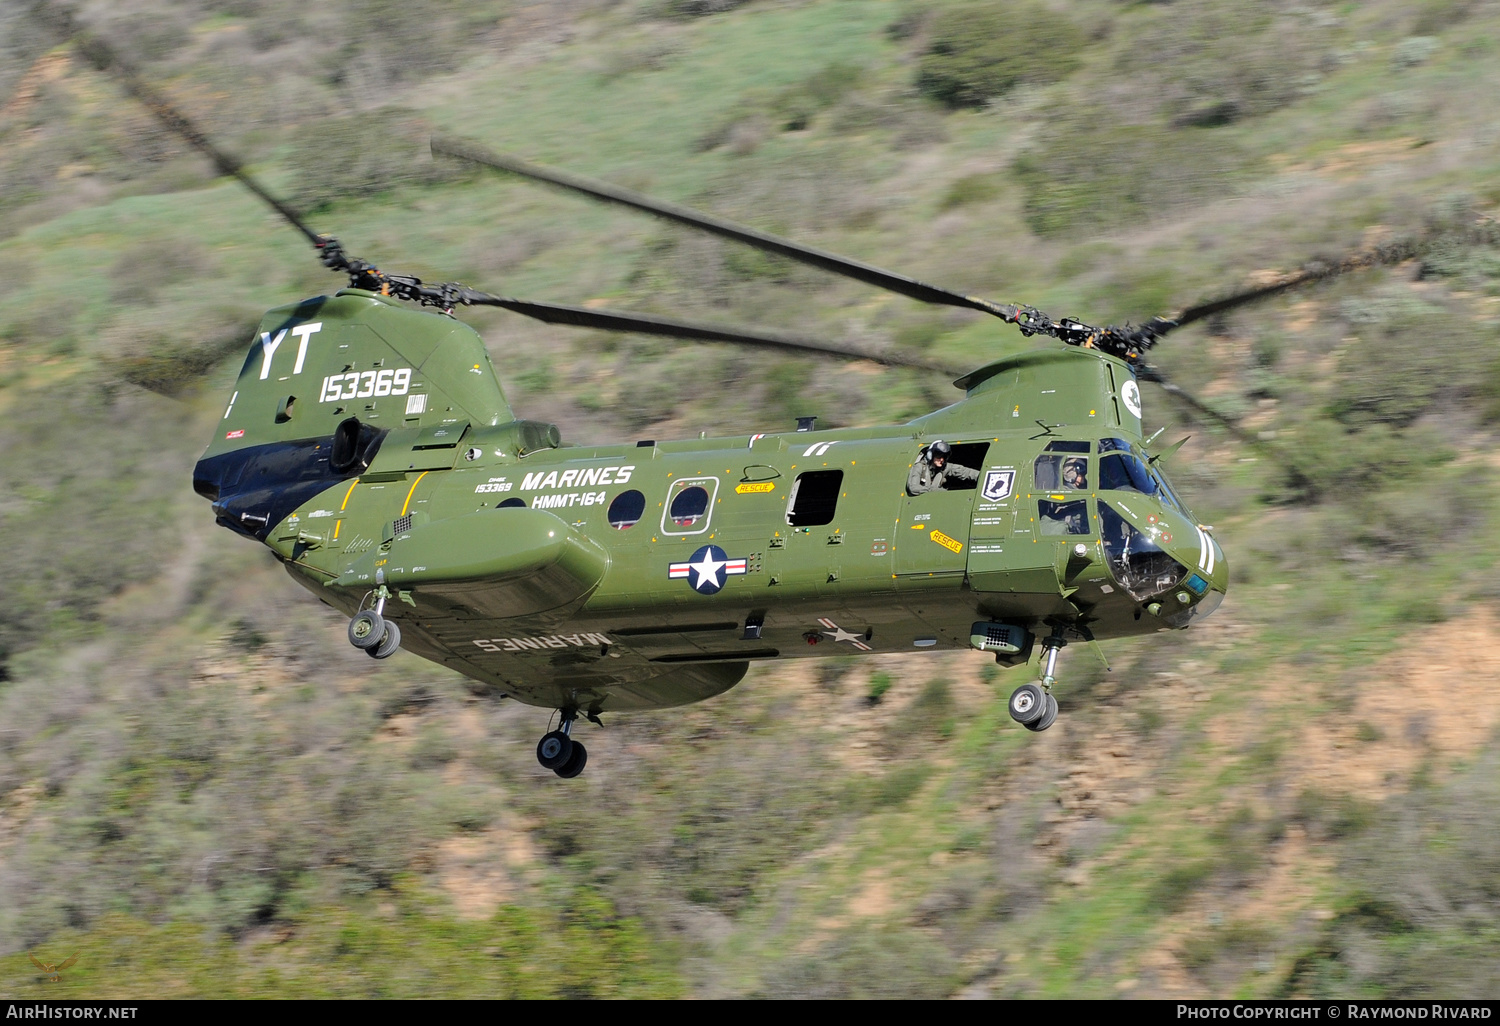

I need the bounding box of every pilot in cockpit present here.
[1062,458,1088,490]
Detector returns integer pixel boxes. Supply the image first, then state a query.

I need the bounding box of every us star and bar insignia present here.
[668,545,748,595]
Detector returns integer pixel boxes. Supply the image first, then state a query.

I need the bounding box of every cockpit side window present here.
[1098,453,1158,495]
[1034,454,1090,491]
[1038,498,1090,535]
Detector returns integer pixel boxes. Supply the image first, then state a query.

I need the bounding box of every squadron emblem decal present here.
[980,468,1015,503]
[668,545,748,595]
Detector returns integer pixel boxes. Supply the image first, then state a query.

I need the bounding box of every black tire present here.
[537,731,574,770]
[348,610,385,650]
[367,621,402,659]
[1027,691,1059,732]
[1009,683,1047,725]
[554,740,588,779]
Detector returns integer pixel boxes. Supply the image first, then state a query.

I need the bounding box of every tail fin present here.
[193,288,513,539]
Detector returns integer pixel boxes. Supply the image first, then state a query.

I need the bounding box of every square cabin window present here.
[661,477,719,536]
[786,470,844,527]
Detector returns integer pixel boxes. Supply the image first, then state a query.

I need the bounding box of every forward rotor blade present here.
[34,3,323,247]
[433,136,1017,320]
[1151,236,1426,338]
[455,290,959,372]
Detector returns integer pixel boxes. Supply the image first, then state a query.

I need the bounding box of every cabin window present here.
[786,470,844,527]
[607,489,645,529]
[1038,498,1089,536]
[661,477,719,535]
[1034,455,1089,491]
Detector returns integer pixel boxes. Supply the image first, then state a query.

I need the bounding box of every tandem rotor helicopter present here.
[40,5,1428,778]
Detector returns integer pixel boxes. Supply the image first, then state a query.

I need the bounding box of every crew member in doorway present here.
[907,440,979,495]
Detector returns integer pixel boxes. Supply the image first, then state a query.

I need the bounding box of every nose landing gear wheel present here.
[537,730,574,770]
[348,610,385,650]
[554,740,588,778]
[1009,683,1047,726]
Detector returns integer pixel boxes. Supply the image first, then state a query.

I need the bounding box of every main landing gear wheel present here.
[367,621,401,659]
[1009,683,1047,726]
[554,741,588,778]
[348,610,385,650]
[537,730,574,770]
[1027,692,1058,733]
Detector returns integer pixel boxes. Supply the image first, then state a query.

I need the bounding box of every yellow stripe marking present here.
[333,479,361,540]
[401,471,430,516]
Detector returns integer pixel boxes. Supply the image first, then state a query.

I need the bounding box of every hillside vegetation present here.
[3,0,1500,998]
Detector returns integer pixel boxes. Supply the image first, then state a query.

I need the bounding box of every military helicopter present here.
[45,6,1424,778]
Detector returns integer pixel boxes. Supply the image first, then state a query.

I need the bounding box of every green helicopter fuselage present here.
[193,290,1227,715]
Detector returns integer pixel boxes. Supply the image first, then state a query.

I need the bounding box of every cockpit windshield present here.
[1098,500,1187,602]
[1098,452,1157,495]
[1152,468,1189,514]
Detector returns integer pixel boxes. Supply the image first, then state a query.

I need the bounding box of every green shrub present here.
[1149,859,1216,913]
[915,1,1086,108]
[1014,118,1252,236]
[288,109,464,213]
[939,173,1004,211]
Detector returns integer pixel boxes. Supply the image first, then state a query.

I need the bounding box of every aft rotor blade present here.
[433,136,1017,320]
[456,290,959,372]
[1135,363,1258,445]
[34,2,322,247]
[1136,361,1316,493]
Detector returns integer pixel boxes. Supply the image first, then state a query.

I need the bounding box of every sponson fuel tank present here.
[335,507,608,619]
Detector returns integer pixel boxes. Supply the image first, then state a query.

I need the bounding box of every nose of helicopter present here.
[1157,523,1227,628]
[1096,497,1226,628]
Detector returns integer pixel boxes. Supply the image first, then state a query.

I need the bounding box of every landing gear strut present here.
[1009,629,1064,732]
[347,589,401,659]
[537,711,588,778]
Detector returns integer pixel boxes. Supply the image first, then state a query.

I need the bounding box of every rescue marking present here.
[930,530,964,554]
[735,482,775,494]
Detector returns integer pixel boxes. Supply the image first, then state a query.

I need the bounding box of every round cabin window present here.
[607,489,646,529]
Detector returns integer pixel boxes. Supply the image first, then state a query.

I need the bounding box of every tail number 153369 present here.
[320,368,412,402]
